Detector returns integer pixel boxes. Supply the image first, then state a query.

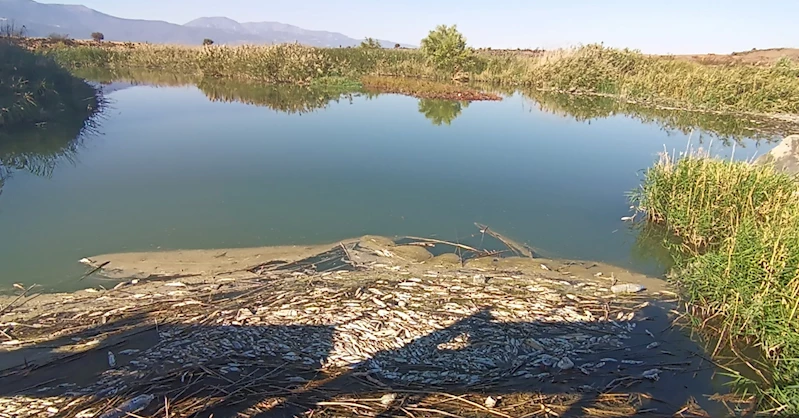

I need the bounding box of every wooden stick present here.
[474,223,534,258]
[403,236,481,253]
[79,260,111,281]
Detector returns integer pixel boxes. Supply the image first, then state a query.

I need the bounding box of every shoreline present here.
[0,235,740,417]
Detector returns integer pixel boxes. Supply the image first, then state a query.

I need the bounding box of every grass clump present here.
[632,149,799,414]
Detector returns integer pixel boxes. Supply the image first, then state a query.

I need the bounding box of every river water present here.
[0,77,782,291]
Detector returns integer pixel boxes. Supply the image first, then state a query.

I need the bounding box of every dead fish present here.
[557,357,575,370]
[165,282,187,287]
[380,393,397,406]
[107,351,116,368]
[642,368,661,381]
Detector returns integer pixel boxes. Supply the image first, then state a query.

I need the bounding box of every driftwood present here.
[402,236,482,254]
[474,223,535,258]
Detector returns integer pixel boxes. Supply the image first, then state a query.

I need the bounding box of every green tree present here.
[417,99,468,126]
[420,24,473,73]
[91,32,104,42]
[359,37,382,49]
[203,38,214,46]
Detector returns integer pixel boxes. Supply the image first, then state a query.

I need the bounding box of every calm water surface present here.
[0,82,780,290]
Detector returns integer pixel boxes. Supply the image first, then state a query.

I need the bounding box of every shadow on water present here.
[0,301,739,417]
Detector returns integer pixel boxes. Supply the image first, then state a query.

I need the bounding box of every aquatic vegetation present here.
[0,38,100,129]
[24,39,799,114]
[632,149,799,414]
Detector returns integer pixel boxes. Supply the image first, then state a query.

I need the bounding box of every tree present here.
[203,38,214,46]
[394,43,401,49]
[91,32,104,42]
[359,37,381,49]
[420,24,473,73]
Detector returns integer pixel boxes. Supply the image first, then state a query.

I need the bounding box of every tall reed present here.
[632,149,799,414]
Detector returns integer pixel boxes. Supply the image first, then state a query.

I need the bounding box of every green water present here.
[0,77,783,291]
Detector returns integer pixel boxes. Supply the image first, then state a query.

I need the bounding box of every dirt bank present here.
[0,236,743,417]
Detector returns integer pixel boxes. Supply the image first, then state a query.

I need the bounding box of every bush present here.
[359,38,381,49]
[48,33,70,41]
[203,38,214,46]
[91,32,104,42]
[420,24,474,73]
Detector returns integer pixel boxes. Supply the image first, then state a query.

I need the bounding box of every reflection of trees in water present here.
[518,89,788,145]
[417,99,469,126]
[76,68,364,115]
[0,110,103,195]
[197,79,359,115]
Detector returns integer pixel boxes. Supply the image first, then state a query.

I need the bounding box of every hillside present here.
[0,0,410,47]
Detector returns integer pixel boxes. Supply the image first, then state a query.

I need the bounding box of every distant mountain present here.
[0,0,411,47]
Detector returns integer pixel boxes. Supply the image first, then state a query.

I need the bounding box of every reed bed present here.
[473,45,799,114]
[632,149,799,414]
[30,40,799,115]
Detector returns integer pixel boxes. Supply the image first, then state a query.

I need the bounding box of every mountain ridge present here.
[0,0,412,47]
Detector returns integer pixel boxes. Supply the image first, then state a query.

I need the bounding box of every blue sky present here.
[40,0,796,54]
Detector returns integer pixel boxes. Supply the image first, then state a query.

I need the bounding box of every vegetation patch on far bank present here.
[18,31,799,116]
[361,76,501,101]
[632,150,799,414]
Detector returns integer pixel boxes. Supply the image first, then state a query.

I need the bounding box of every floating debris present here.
[485,396,497,408]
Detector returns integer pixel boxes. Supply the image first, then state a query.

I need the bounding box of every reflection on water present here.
[0,69,791,290]
[519,89,789,145]
[0,99,102,198]
[76,67,794,140]
[417,99,469,126]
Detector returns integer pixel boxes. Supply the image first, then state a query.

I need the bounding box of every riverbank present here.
[17,38,799,116]
[0,235,739,417]
[632,143,799,415]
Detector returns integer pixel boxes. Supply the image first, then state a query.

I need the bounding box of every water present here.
[0,78,782,291]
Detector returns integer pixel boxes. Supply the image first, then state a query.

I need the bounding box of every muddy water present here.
[0,76,782,291]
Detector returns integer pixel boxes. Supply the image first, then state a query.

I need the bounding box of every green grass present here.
[23,40,799,115]
[632,150,799,414]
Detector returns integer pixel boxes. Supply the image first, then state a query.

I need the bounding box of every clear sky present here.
[37,0,796,54]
